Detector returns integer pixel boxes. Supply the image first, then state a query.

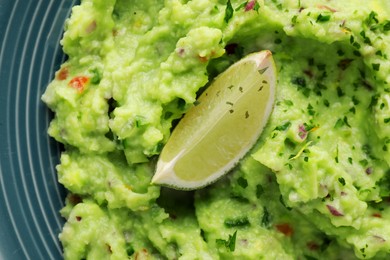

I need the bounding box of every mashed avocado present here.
[42,0,390,259]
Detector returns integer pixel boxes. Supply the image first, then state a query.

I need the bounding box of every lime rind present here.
[152,50,276,190]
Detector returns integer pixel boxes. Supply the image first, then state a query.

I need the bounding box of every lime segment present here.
[152,50,276,190]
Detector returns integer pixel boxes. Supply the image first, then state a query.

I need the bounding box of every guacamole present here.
[42,0,390,259]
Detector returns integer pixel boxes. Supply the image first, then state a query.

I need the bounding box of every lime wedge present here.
[152,50,276,190]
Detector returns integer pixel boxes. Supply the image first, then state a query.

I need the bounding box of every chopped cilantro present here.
[261,206,271,228]
[316,14,331,23]
[372,63,380,71]
[275,121,291,131]
[216,230,237,252]
[224,216,250,228]
[256,184,264,198]
[383,20,390,31]
[237,177,248,188]
[338,177,346,186]
[90,68,102,84]
[225,0,234,23]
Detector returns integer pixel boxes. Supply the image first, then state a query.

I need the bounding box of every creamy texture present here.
[42,0,390,259]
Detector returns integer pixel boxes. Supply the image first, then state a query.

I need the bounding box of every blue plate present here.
[0,1,77,259]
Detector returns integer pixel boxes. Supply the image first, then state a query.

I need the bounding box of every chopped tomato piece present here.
[68,76,89,93]
[275,223,294,236]
[57,67,69,80]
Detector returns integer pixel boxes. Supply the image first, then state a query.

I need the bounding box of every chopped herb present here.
[348,157,353,164]
[334,118,344,128]
[291,76,306,87]
[317,64,326,71]
[372,63,380,71]
[291,15,298,24]
[353,50,361,57]
[337,49,345,56]
[353,42,361,49]
[323,99,330,107]
[258,67,269,74]
[216,230,237,252]
[256,184,264,198]
[359,159,369,167]
[307,103,315,116]
[383,20,390,31]
[275,121,292,131]
[316,14,331,23]
[235,1,248,11]
[245,111,249,118]
[338,177,346,186]
[237,177,248,188]
[384,118,390,124]
[343,116,351,127]
[335,146,339,163]
[274,38,282,44]
[337,86,344,97]
[90,68,102,84]
[338,59,353,70]
[224,216,250,228]
[352,96,360,105]
[369,94,379,109]
[164,111,173,119]
[284,100,294,106]
[279,195,292,210]
[253,1,260,12]
[226,101,234,106]
[225,0,234,23]
[261,207,271,228]
[376,50,383,57]
[366,11,379,27]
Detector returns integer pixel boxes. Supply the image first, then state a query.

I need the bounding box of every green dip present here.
[42,0,390,259]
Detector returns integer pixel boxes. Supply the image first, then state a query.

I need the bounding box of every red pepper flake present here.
[57,67,69,80]
[326,205,344,216]
[365,167,373,175]
[307,241,319,251]
[275,223,294,236]
[76,216,82,221]
[372,213,382,218]
[245,0,256,11]
[298,124,308,139]
[68,76,89,93]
